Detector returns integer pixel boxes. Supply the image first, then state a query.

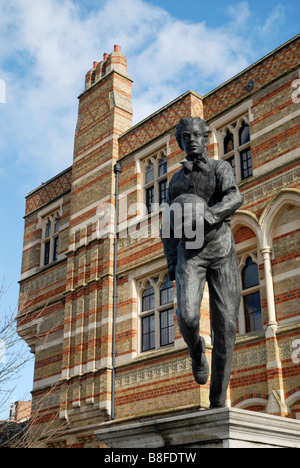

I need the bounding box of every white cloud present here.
[226,1,252,25]
[261,4,286,36]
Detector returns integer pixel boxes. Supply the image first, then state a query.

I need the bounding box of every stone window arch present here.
[217,114,252,183]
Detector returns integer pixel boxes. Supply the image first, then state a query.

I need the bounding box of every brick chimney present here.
[85,45,131,90]
[61,51,133,417]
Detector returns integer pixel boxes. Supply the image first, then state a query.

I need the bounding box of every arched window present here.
[142,282,155,311]
[43,213,60,266]
[224,130,234,154]
[160,275,174,305]
[140,273,175,352]
[223,130,235,176]
[239,121,252,180]
[242,257,259,289]
[239,121,250,146]
[54,217,60,234]
[218,115,253,183]
[158,155,168,206]
[158,155,167,177]
[53,217,60,261]
[242,257,263,333]
[142,149,168,214]
[45,220,51,238]
[145,162,154,184]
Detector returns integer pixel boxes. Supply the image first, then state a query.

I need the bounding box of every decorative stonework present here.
[232,347,267,371]
[26,169,72,216]
[116,354,191,388]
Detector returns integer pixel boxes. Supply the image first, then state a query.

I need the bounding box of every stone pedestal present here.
[95,408,300,449]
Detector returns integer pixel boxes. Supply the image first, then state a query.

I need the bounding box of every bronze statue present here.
[161,117,243,408]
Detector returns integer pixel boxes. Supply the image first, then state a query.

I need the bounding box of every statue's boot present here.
[190,336,209,385]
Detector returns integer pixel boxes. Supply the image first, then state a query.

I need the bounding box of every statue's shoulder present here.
[212,158,232,174]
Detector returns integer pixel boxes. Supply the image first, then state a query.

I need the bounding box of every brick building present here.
[17,36,300,447]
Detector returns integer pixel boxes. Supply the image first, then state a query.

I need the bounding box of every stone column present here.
[260,247,277,327]
[261,248,288,416]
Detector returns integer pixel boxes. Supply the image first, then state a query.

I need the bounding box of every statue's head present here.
[175,117,210,159]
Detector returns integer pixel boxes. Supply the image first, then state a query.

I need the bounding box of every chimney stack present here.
[85,45,129,90]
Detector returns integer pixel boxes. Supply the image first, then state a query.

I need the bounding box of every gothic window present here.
[224,130,234,154]
[160,275,174,305]
[42,213,60,266]
[143,151,168,214]
[219,116,253,183]
[239,121,252,180]
[142,281,155,312]
[140,273,174,353]
[239,121,250,146]
[158,155,167,177]
[145,162,154,184]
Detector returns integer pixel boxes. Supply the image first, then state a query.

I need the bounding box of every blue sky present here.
[0,0,299,417]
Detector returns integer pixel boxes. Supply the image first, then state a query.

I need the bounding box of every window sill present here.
[236,327,266,345]
[129,343,179,366]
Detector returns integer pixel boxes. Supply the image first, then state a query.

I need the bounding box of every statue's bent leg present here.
[207,246,240,408]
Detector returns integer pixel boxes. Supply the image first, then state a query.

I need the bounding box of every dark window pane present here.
[142,315,155,352]
[240,148,252,180]
[146,186,154,214]
[45,221,51,238]
[44,241,50,266]
[159,179,167,205]
[158,155,167,177]
[145,162,154,184]
[242,257,259,289]
[226,156,236,177]
[160,275,174,305]
[239,122,250,146]
[224,130,234,154]
[160,309,174,347]
[142,282,155,311]
[54,217,60,234]
[244,292,262,333]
